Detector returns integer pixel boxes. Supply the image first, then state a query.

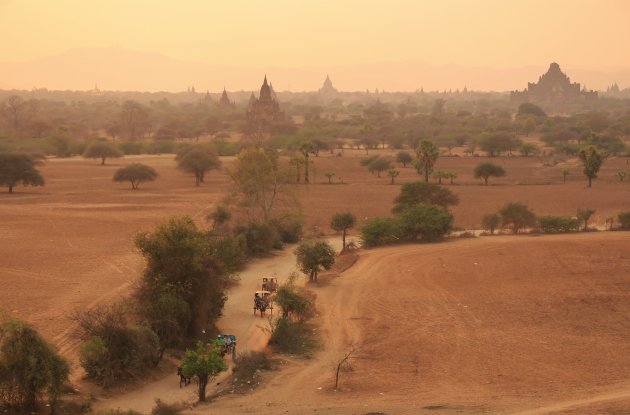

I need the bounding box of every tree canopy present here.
[330,212,357,249]
[474,162,506,185]
[295,240,336,282]
[181,342,227,402]
[499,202,537,234]
[83,141,123,165]
[0,318,69,412]
[113,163,158,189]
[392,181,459,213]
[176,147,221,186]
[0,153,44,193]
[413,140,439,182]
[577,145,605,187]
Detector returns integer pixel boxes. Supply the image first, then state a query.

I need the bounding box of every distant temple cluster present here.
[511,62,597,103]
[246,76,284,122]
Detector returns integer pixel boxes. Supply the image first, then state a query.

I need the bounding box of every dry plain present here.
[1,152,630,414]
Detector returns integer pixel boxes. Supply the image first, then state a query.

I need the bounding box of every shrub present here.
[360,217,401,248]
[232,351,272,388]
[77,304,160,387]
[295,240,336,282]
[538,216,580,233]
[268,318,317,356]
[274,283,312,321]
[150,399,182,415]
[118,141,145,155]
[0,318,69,412]
[499,202,537,234]
[397,204,453,242]
[147,140,176,155]
[619,211,630,230]
[269,213,304,244]
[234,221,280,256]
[482,213,501,235]
[392,181,459,213]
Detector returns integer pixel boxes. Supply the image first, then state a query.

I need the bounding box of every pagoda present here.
[318,74,338,96]
[511,63,597,103]
[246,76,284,122]
[217,88,234,108]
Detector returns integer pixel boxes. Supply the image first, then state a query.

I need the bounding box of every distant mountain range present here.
[1,47,629,93]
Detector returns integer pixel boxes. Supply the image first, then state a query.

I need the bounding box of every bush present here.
[0,318,69,412]
[118,141,146,155]
[274,283,312,320]
[147,140,176,154]
[392,181,459,213]
[482,213,501,235]
[150,399,181,415]
[77,304,160,387]
[538,216,580,233]
[234,221,280,256]
[233,351,272,383]
[269,213,304,244]
[499,202,537,234]
[619,211,630,230]
[397,204,453,242]
[268,318,317,356]
[360,217,401,248]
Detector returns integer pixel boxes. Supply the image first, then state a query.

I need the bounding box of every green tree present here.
[181,342,227,402]
[474,162,506,185]
[446,172,457,185]
[517,102,546,118]
[83,141,123,165]
[289,156,305,183]
[367,157,391,177]
[387,168,400,184]
[397,204,453,242]
[396,151,413,167]
[392,181,459,213]
[176,147,221,186]
[414,140,439,182]
[482,213,501,235]
[519,142,539,157]
[499,202,537,234]
[231,147,289,221]
[0,153,44,193]
[295,240,336,282]
[135,217,228,341]
[324,171,335,183]
[578,145,605,188]
[0,318,69,413]
[433,170,448,184]
[577,208,595,231]
[330,212,357,249]
[113,163,158,190]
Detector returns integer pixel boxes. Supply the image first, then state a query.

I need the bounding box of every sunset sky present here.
[1,0,629,91]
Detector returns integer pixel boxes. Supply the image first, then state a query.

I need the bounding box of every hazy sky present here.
[1,0,629,68]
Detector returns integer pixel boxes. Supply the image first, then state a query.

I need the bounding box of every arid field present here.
[1,153,630,414]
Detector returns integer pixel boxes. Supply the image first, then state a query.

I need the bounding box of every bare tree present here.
[334,344,359,390]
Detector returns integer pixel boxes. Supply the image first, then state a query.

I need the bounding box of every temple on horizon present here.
[217,88,234,108]
[246,76,284,122]
[318,74,338,96]
[511,62,597,103]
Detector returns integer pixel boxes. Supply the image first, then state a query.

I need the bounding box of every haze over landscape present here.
[1,0,630,91]
[3,2,630,415]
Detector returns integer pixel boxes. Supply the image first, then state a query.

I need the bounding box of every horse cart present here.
[253,290,274,317]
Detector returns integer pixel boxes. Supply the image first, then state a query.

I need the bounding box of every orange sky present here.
[0,0,629,91]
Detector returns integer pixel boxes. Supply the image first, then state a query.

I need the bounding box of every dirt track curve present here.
[96,232,630,415]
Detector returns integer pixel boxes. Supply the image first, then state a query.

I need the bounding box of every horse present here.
[254,297,268,317]
[177,366,191,388]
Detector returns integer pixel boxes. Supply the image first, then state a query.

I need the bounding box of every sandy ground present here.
[2,155,630,414]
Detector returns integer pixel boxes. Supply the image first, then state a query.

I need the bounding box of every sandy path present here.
[93,246,306,413]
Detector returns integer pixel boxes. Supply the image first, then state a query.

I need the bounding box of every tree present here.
[479,132,516,157]
[0,153,44,193]
[387,168,400,184]
[446,172,457,185]
[392,181,459,214]
[181,342,227,402]
[499,202,537,234]
[517,102,546,118]
[617,171,627,182]
[396,151,413,167]
[482,213,501,235]
[0,318,69,413]
[299,141,316,183]
[113,163,158,190]
[414,140,439,182]
[289,156,305,183]
[231,147,289,221]
[176,148,221,186]
[135,216,228,342]
[367,157,391,177]
[330,212,357,250]
[578,145,605,188]
[519,142,539,157]
[83,142,123,165]
[474,162,506,185]
[120,100,149,139]
[433,170,448,184]
[577,208,595,231]
[295,240,336,282]
[397,204,453,241]
[562,168,570,183]
[324,171,335,183]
